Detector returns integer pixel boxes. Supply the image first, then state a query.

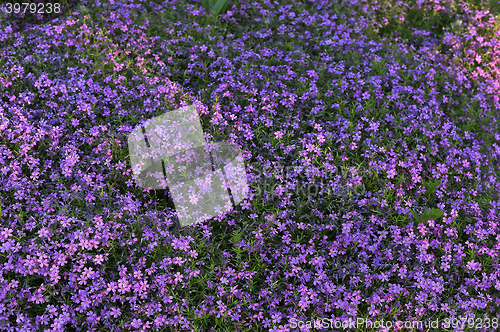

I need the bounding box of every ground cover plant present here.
[1,0,500,331]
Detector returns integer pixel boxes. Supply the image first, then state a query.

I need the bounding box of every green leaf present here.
[410,210,424,223]
[212,0,230,15]
[423,179,441,195]
[411,207,444,223]
[220,0,231,13]
[201,0,209,10]
[423,207,444,220]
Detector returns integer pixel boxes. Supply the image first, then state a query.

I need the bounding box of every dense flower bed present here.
[0,0,499,331]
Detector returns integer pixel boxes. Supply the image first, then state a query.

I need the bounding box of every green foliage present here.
[374,0,457,42]
[201,0,231,16]
[423,178,442,196]
[492,0,500,14]
[411,207,444,223]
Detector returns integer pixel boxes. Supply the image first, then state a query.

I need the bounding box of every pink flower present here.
[466,260,482,272]
[387,168,397,179]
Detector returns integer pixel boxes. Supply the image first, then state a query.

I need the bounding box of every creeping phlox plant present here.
[0,0,499,331]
